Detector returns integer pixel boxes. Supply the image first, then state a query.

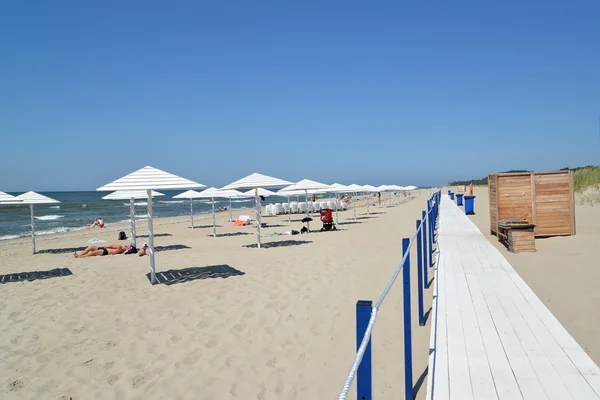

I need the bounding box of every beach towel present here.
[233,215,251,226]
[88,238,106,244]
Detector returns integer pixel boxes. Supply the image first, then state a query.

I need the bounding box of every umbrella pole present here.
[368,194,370,215]
[288,194,291,222]
[212,197,216,237]
[130,197,136,247]
[305,190,310,231]
[255,188,261,248]
[229,198,232,222]
[335,191,339,225]
[353,191,357,220]
[148,189,156,284]
[30,204,36,254]
[190,198,194,229]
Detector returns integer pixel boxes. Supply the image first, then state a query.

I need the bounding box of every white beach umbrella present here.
[173,190,203,229]
[221,173,292,248]
[240,188,278,197]
[102,190,164,247]
[1,192,60,254]
[177,187,238,237]
[97,166,205,285]
[361,185,378,214]
[280,179,330,230]
[215,189,245,223]
[346,184,363,220]
[0,191,21,203]
[316,183,353,224]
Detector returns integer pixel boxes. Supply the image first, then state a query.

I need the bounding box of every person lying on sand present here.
[138,243,151,257]
[73,244,136,258]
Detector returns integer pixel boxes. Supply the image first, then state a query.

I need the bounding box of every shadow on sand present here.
[208,232,251,238]
[338,221,364,225]
[192,225,223,229]
[36,247,86,255]
[243,240,312,249]
[0,268,73,284]
[138,233,173,238]
[154,244,191,252]
[148,264,244,285]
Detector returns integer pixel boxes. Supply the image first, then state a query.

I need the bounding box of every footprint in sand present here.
[230,323,244,334]
[10,336,23,345]
[107,373,121,385]
[266,358,277,368]
[206,336,219,348]
[8,379,25,391]
[131,375,145,388]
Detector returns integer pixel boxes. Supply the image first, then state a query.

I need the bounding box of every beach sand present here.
[459,186,600,365]
[0,191,436,399]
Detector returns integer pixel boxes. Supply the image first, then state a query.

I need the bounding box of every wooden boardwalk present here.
[426,195,600,399]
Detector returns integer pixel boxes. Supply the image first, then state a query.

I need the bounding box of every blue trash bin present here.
[456,193,464,206]
[449,192,455,200]
[464,195,476,215]
[447,190,451,195]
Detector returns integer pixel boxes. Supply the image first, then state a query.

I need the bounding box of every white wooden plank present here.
[433,247,450,399]
[445,244,474,399]
[465,273,522,400]
[453,266,498,399]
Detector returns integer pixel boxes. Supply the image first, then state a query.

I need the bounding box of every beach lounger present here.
[320,201,328,210]
[265,204,273,216]
[282,203,290,213]
[298,203,307,213]
[290,202,299,213]
[275,203,284,215]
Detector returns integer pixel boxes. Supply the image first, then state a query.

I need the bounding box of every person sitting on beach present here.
[73,243,136,258]
[87,218,105,228]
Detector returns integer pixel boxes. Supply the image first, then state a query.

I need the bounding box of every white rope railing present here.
[338,204,434,399]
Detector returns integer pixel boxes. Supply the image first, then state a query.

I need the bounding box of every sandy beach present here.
[0,192,436,399]
[463,186,600,365]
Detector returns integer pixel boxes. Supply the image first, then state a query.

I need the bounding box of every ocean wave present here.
[159,200,185,204]
[0,226,86,241]
[0,234,20,241]
[122,202,148,206]
[50,206,60,209]
[35,215,65,221]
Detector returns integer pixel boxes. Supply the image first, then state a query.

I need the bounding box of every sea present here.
[0,190,304,241]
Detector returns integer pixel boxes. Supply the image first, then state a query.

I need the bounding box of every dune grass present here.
[574,166,600,192]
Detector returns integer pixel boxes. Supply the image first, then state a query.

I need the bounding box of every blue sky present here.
[1,1,599,191]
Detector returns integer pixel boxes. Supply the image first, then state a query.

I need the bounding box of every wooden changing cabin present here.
[488,170,576,237]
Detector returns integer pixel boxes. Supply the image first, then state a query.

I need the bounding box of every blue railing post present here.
[422,210,429,275]
[422,210,429,289]
[429,205,434,268]
[416,220,424,325]
[356,300,372,400]
[402,238,413,400]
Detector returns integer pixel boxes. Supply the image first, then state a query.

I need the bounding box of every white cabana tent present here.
[280,179,330,230]
[103,190,165,247]
[2,192,60,254]
[316,183,352,224]
[221,173,292,248]
[173,189,204,229]
[97,166,205,284]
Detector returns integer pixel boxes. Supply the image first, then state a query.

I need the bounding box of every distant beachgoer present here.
[73,244,135,258]
[88,218,105,228]
[312,194,316,202]
[469,183,473,195]
[378,192,381,205]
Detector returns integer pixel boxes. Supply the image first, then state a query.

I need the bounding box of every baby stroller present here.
[320,208,336,231]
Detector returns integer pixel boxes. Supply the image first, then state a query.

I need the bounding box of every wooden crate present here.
[489,170,576,238]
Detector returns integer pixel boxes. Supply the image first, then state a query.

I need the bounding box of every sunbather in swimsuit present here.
[73,244,127,258]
